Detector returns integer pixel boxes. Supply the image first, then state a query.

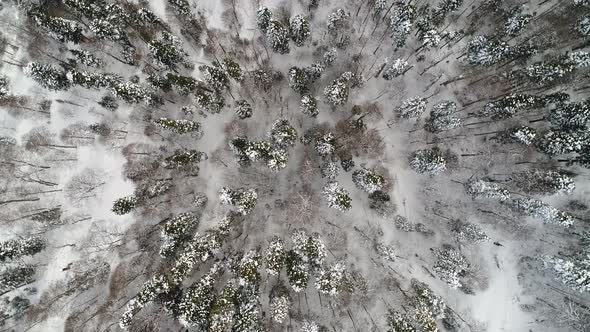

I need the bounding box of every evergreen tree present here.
[396,97,428,119]
[232,285,262,331]
[285,250,310,292]
[266,21,290,54]
[432,245,469,288]
[322,181,352,211]
[323,48,338,67]
[177,264,222,328]
[265,236,287,275]
[507,198,575,227]
[327,9,350,35]
[0,237,45,262]
[168,0,192,17]
[501,126,537,145]
[148,32,188,70]
[153,118,203,136]
[425,100,460,132]
[504,6,533,36]
[236,250,262,287]
[535,130,589,155]
[320,160,340,180]
[269,119,298,147]
[69,49,103,68]
[112,196,138,215]
[449,219,490,244]
[110,81,153,104]
[576,17,590,37]
[324,72,352,106]
[222,58,244,81]
[219,187,258,215]
[288,67,310,94]
[66,70,120,89]
[467,36,512,66]
[548,101,590,131]
[98,95,118,111]
[200,65,229,91]
[160,212,200,257]
[234,100,253,119]
[0,76,8,98]
[464,179,511,201]
[0,266,36,294]
[409,147,446,175]
[314,132,336,156]
[208,282,238,332]
[300,95,319,117]
[386,309,417,332]
[292,230,327,270]
[164,149,207,171]
[269,285,290,323]
[316,262,346,296]
[29,9,85,44]
[383,59,411,80]
[290,15,311,47]
[24,62,71,91]
[545,254,590,293]
[352,168,386,193]
[513,170,575,195]
[389,3,416,49]
[256,7,272,31]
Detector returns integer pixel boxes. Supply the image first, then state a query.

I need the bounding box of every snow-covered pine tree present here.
[386,308,417,332]
[432,0,464,26]
[467,35,512,66]
[504,6,533,36]
[69,49,103,68]
[513,169,575,195]
[234,100,253,119]
[232,285,262,331]
[222,57,244,81]
[501,126,537,145]
[292,229,327,271]
[266,20,290,54]
[389,3,416,49]
[24,62,71,91]
[0,266,36,294]
[256,7,272,31]
[409,147,446,175]
[425,100,460,132]
[300,94,319,117]
[327,9,350,35]
[219,187,258,215]
[269,284,290,323]
[535,130,589,155]
[289,67,310,94]
[207,282,238,332]
[449,219,490,244]
[383,59,411,80]
[28,9,85,44]
[324,72,353,106]
[464,179,511,201]
[314,132,336,156]
[320,160,340,180]
[396,97,428,119]
[177,264,222,328]
[316,262,346,296]
[148,32,188,70]
[0,237,45,262]
[285,249,310,292]
[112,196,138,215]
[153,118,202,136]
[548,101,590,131]
[507,197,575,227]
[200,65,229,91]
[352,168,386,193]
[322,181,352,211]
[576,17,590,36]
[290,15,311,47]
[160,212,200,257]
[432,245,469,288]
[265,236,287,275]
[236,250,262,287]
[323,48,338,67]
[269,119,298,147]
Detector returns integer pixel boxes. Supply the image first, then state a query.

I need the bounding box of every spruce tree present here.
[266,21,290,54]
[290,15,311,47]
[24,62,71,91]
[112,196,138,215]
[0,237,46,262]
[29,10,85,44]
[409,148,446,175]
[352,168,386,194]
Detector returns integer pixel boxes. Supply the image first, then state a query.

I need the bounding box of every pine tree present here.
[576,17,590,37]
[383,59,411,80]
[236,250,262,287]
[256,7,272,31]
[98,95,118,111]
[177,264,222,328]
[301,320,320,332]
[0,266,36,294]
[208,282,238,332]
[219,187,258,215]
[507,197,575,227]
[504,6,533,36]
[153,118,203,136]
[300,95,319,117]
[148,32,188,70]
[314,132,336,156]
[24,62,71,91]
[112,196,138,215]
[66,70,120,89]
[269,286,290,323]
[234,100,253,119]
[327,9,350,35]
[411,279,447,319]
[513,170,575,195]
[0,237,45,262]
[232,285,262,331]
[432,245,469,288]
[352,168,386,193]
[322,181,352,211]
[289,67,310,94]
[425,100,460,132]
[548,101,590,131]
[544,254,590,293]
[110,81,153,104]
[292,229,327,270]
[168,0,192,17]
[69,49,103,68]
[316,262,346,296]
[386,309,417,332]
[29,9,85,44]
[222,58,244,81]
[265,236,287,275]
[266,21,290,54]
[0,76,8,98]
[396,97,428,119]
[409,147,446,175]
[285,250,310,292]
[200,65,229,91]
[320,160,340,180]
[501,126,537,145]
[160,212,200,257]
[467,35,512,66]
[324,72,352,106]
[290,15,311,47]
[535,130,589,155]
[164,149,207,170]
[464,179,511,201]
[323,48,338,67]
[269,119,298,147]
[449,219,490,244]
[389,3,416,49]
